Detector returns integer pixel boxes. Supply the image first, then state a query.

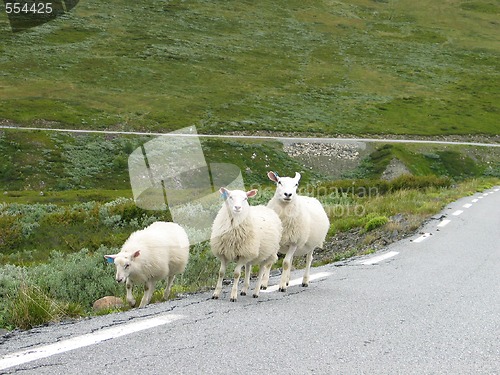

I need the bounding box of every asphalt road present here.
[1,187,499,374]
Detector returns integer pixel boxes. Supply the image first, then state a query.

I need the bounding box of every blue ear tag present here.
[221,190,229,200]
[106,257,115,264]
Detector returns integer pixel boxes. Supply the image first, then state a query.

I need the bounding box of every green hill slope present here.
[0,0,498,136]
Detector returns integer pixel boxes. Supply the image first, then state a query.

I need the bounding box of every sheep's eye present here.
[124,264,130,270]
[295,183,299,187]
[278,181,282,185]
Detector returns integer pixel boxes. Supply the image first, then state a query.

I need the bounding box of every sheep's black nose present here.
[284,193,292,198]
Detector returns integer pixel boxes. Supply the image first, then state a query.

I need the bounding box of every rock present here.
[93,296,124,312]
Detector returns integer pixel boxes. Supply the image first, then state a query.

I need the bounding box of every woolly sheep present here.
[104,221,189,308]
[210,187,282,302]
[266,171,330,292]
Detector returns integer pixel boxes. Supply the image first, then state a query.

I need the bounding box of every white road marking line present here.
[0,314,184,371]
[360,251,399,265]
[483,193,489,196]
[452,210,463,216]
[478,196,484,199]
[494,188,499,192]
[438,219,451,227]
[472,199,479,203]
[462,203,472,208]
[413,233,431,243]
[261,272,332,293]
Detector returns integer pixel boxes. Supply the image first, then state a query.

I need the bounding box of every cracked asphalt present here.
[1,188,499,374]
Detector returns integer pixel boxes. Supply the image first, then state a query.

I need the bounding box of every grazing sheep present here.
[210,187,282,302]
[266,171,330,292]
[104,221,189,308]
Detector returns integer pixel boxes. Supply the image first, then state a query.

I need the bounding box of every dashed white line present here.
[0,314,184,371]
[472,199,479,203]
[413,233,432,243]
[438,219,451,227]
[483,193,489,196]
[360,251,399,265]
[261,272,332,293]
[478,196,484,199]
[462,203,472,208]
[494,188,499,192]
[452,210,463,216]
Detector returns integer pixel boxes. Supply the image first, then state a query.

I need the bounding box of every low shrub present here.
[364,216,389,232]
[31,247,122,309]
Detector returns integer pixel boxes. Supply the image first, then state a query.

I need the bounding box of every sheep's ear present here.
[104,255,116,264]
[246,189,258,198]
[133,250,141,259]
[294,172,301,182]
[219,187,229,200]
[267,171,279,183]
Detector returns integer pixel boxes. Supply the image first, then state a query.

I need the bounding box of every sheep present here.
[266,171,330,292]
[210,187,282,302]
[104,221,189,308]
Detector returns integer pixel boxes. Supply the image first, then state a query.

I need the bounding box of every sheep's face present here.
[104,251,140,283]
[268,171,301,203]
[220,187,257,216]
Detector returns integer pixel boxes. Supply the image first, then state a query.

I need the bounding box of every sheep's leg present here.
[139,280,155,308]
[164,275,175,300]
[240,263,251,296]
[125,279,136,307]
[260,253,277,291]
[230,262,245,302]
[260,266,271,290]
[302,250,314,287]
[212,258,227,300]
[279,244,297,292]
[253,257,273,298]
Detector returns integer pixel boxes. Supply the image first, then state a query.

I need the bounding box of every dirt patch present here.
[281,141,373,178]
[381,158,412,180]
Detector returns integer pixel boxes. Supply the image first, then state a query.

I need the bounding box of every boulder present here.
[93,296,124,312]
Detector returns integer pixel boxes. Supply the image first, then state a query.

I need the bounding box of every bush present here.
[176,241,220,292]
[364,216,389,232]
[30,247,122,309]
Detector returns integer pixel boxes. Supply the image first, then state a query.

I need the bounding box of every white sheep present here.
[104,221,190,308]
[210,187,282,302]
[266,171,330,292]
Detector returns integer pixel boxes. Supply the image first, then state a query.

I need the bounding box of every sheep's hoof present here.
[230,298,237,302]
[240,291,246,296]
[278,287,286,293]
[260,285,267,290]
[302,283,309,287]
[211,295,219,300]
[252,294,259,298]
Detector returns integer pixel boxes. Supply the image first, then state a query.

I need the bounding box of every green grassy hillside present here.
[1,0,498,136]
